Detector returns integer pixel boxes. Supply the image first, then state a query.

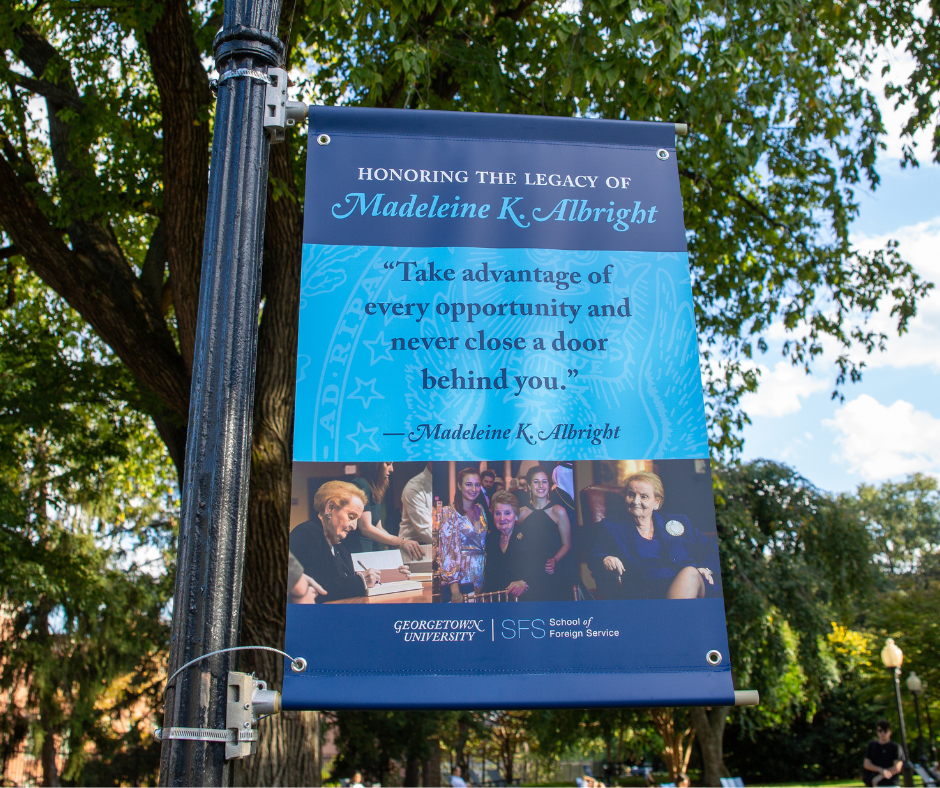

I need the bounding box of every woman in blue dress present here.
[586,471,720,599]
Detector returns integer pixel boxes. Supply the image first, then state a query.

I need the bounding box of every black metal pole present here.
[926,690,938,763]
[893,668,915,788]
[913,693,926,764]
[159,0,283,784]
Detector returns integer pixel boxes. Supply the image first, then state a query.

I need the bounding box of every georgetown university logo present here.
[394,619,486,642]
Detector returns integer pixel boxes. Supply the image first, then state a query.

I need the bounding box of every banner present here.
[282,107,734,709]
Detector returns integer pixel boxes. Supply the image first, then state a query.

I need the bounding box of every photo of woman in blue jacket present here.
[586,470,721,599]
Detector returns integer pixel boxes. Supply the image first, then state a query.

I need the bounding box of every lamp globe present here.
[882,638,904,669]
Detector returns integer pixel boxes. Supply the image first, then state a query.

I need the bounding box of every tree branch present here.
[6,71,84,110]
[0,151,191,422]
[142,0,213,372]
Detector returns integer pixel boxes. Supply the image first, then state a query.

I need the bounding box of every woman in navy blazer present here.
[586,471,720,599]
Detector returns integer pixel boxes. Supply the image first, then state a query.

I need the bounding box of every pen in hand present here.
[357,560,381,585]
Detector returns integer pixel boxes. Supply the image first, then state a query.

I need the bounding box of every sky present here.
[738,46,940,494]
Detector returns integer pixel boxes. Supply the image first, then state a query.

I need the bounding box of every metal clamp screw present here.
[706,649,723,665]
[316,134,331,146]
[656,148,670,160]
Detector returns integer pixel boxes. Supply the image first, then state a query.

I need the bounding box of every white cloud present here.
[824,394,940,479]
[864,41,936,162]
[741,361,829,418]
[852,216,940,370]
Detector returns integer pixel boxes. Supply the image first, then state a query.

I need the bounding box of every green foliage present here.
[328,710,448,783]
[715,461,877,729]
[723,471,940,780]
[2,0,934,459]
[0,275,176,784]
[290,0,932,453]
[847,473,940,579]
[867,0,940,164]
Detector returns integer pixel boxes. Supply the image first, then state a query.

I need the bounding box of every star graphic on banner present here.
[346,422,380,454]
[347,378,384,409]
[363,332,394,366]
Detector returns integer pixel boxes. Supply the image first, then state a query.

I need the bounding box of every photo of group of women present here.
[287,459,723,605]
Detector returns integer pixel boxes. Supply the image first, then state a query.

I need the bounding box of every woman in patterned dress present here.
[439,467,488,602]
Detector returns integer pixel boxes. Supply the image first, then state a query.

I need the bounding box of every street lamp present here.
[924,680,938,765]
[907,672,926,764]
[881,639,914,787]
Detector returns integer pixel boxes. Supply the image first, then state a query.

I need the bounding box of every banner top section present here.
[304,109,687,252]
[308,106,677,147]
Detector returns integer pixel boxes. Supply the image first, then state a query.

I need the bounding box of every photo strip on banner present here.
[283,109,734,709]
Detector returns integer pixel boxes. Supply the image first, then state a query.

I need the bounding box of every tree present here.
[849,474,940,579]
[0,0,934,782]
[528,708,664,781]
[724,625,889,783]
[327,710,447,785]
[0,1,313,780]
[850,475,940,758]
[694,461,878,785]
[867,0,940,165]
[649,708,695,782]
[0,277,175,786]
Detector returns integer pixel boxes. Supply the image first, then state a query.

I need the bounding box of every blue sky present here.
[739,47,940,493]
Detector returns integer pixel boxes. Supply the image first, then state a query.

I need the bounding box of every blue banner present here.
[283,107,734,710]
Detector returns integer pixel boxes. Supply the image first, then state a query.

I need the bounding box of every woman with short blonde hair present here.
[312,480,366,516]
[587,469,720,600]
[290,478,410,602]
[622,471,664,503]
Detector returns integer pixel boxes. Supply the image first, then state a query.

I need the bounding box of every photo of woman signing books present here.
[289,480,411,602]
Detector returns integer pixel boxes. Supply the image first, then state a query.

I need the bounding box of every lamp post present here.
[907,672,926,764]
[924,680,938,765]
[158,0,284,783]
[881,639,914,787]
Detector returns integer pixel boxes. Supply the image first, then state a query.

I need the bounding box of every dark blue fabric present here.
[282,599,735,708]
[302,113,687,251]
[307,106,676,147]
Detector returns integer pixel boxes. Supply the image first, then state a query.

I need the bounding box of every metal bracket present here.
[155,727,258,745]
[263,67,307,143]
[155,671,281,761]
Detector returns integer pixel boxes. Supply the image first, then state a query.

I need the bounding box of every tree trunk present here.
[39,723,59,788]
[422,740,442,787]
[503,734,515,785]
[455,715,470,774]
[651,708,696,782]
[234,710,320,787]
[690,706,732,787]
[405,754,420,787]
